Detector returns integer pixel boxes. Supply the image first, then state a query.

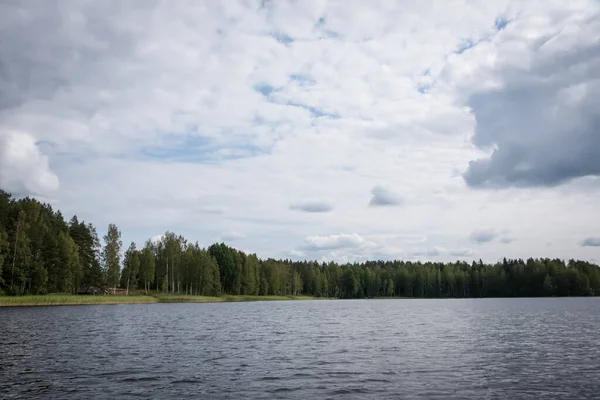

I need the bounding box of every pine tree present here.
[69,217,103,291]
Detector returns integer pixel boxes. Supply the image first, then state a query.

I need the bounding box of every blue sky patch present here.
[286,102,339,119]
[455,39,478,54]
[272,32,293,45]
[254,82,277,97]
[314,15,338,39]
[495,16,509,31]
[417,83,431,94]
[140,136,267,163]
[290,73,315,86]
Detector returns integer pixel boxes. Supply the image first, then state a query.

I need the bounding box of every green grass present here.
[0,295,157,307]
[0,294,322,307]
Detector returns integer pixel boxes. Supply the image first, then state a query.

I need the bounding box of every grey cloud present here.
[221,231,246,241]
[449,249,474,257]
[0,2,141,112]
[290,200,333,213]
[411,247,441,257]
[500,237,514,244]
[581,237,600,247]
[470,229,497,244]
[463,21,600,188]
[368,186,403,206]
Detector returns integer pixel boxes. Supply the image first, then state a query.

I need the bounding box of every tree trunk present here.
[11,215,22,292]
[171,260,175,294]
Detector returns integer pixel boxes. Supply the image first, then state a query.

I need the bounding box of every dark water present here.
[1,298,600,399]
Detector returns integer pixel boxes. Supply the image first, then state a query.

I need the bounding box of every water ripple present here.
[1,298,599,399]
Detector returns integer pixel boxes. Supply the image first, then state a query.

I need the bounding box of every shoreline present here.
[2,295,596,307]
[0,294,322,307]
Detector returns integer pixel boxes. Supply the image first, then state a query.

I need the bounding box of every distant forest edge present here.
[0,189,599,298]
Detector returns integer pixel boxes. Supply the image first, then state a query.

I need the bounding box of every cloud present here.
[221,231,246,241]
[410,247,474,259]
[459,4,600,188]
[301,233,377,252]
[411,247,444,257]
[581,237,600,247]
[150,234,164,244]
[368,186,403,207]
[448,248,474,257]
[0,131,59,196]
[0,1,598,264]
[289,200,333,213]
[499,237,514,244]
[287,249,306,258]
[470,229,497,244]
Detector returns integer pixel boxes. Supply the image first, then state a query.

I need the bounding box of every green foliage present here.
[154,232,185,293]
[103,223,122,290]
[121,242,140,292]
[0,229,7,286]
[138,240,156,293]
[30,262,48,294]
[208,243,237,294]
[69,217,103,289]
[55,231,82,293]
[241,254,259,295]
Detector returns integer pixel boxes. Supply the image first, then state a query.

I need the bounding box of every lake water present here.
[1,298,599,399]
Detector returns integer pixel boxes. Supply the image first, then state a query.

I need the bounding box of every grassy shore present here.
[0,295,157,307]
[0,294,321,307]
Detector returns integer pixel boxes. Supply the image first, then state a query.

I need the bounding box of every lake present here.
[1,298,599,399]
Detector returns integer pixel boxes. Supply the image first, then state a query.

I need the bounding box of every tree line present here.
[1,189,599,297]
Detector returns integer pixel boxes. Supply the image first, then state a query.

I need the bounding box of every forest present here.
[0,189,599,298]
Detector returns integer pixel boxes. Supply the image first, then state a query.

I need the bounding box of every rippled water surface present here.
[1,298,600,399]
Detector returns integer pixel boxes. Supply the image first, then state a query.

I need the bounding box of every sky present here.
[0,0,599,264]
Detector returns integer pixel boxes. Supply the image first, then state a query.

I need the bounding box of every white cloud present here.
[0,1,598,263]
[301,233,377,251]
[0,131,59,196]
[150,235,164,244]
